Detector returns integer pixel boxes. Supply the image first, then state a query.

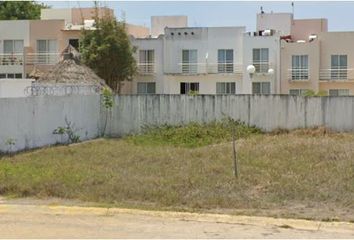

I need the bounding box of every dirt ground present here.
[0,197,353,239]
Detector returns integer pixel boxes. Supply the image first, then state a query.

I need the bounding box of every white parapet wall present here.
[0,79,33,98]
[1,94,354,152]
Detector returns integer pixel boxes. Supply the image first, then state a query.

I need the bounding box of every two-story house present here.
[282,31,354,96]
[262,11,354,96]
[0,7,149,81]
[132,26,245,94]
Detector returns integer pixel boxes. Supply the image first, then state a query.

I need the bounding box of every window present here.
[252,82,270,94]
[15,73,22,79]
[69,39,79,50]
[182,49,197,74]
[218,49,233,73]
[4,40,24,54]
[0,73,22,79]
[3,40,24,65]
[180,82,199,94]
[331,55,347,80]
[328,89,349,96]
[253,48,269,73]
[289,89,308,96]
[137,82,156,94]
[0,73,23,79]
[139,50,155,74]
[37,39,57,53]
[37,40,58,64]
[292,55,308,80]
[216,82,236,94]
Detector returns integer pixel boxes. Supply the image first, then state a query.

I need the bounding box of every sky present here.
[41,1,354,32]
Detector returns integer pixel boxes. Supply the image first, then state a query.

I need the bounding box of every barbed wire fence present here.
[24,84,102,96]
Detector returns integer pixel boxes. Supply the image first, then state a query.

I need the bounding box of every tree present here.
[80,9,137,93]
[0,1,49,20]
[101,87,114,136]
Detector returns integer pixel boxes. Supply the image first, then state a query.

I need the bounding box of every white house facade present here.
[131,26,245,95]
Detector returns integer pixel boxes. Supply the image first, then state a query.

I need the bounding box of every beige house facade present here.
[151,16,188,38]
[277,13,354,96]
[0,7,149,80]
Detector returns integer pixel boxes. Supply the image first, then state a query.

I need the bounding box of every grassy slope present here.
[0,124,353,221]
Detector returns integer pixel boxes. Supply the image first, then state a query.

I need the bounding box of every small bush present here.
[53,118,81,144]
[126,119,261,148]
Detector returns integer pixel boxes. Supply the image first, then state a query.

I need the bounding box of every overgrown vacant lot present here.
[0,122,353,221]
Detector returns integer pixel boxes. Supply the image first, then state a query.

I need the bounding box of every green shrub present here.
[126,119,261,148]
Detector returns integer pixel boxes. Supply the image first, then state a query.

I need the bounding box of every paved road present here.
[0,201,353,238]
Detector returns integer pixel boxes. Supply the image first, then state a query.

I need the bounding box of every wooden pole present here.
[232,124,238,178]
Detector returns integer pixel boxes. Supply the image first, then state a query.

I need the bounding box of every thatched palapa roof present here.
[37,59,106,86]
[37,45,107,87]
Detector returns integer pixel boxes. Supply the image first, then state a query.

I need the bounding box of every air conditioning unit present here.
[309,34,317,41]
[262,29,272,36]
[84,20,95,29]
[65,23,73,30]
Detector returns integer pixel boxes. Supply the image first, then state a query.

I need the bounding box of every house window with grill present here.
[137,82,156,94]
[218,49,234,73]
[253,48,269,73]
[289,89,308,96]
[37,39,58,64]
[216,82,236,94]
[180,82,199,94]
[331,55,347,80]
[15,73,22,78]
[0,73,22,79]
[3,40,24,65]
[252,82,270,94]
[139,50,154,74]
[182,49,198,74]
[292,55,308,80]
[328,89,349,96]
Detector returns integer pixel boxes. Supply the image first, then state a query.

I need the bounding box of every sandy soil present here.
[0,197,353,239]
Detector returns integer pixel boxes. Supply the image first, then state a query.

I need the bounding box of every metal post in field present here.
[232,122,239,178]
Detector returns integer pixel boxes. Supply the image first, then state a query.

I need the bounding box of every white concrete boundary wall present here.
[1,94,354,152]
[108,95,354,135]
[0,95,101,152]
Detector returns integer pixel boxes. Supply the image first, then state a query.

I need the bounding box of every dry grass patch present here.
[0,127,353,221]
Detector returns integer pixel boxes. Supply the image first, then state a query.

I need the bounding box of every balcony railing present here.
[181,63,198,74]
[0,54,24,65]
[288,69,309,81]
[174,62,243,75]
[319,69,354,81]
[137,63,155,75]
[252,61,270,73]
[207,63,243,74]
[0,53,62,66]
[25,53,61,65]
